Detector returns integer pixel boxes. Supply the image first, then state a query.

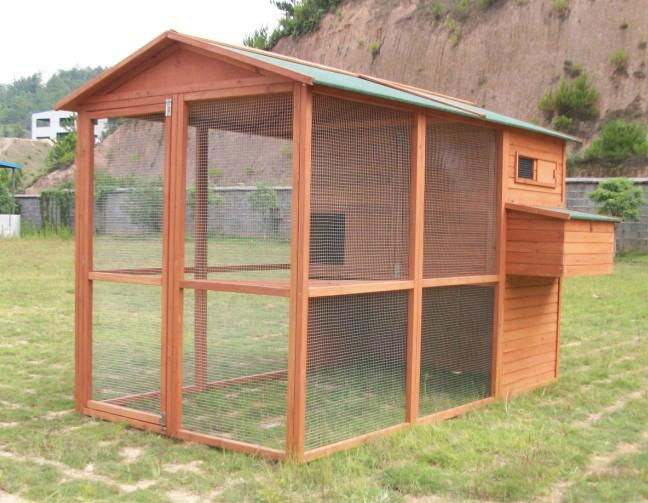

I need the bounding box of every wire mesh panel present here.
[182,290,289,450]
[424,120,498,278]
[419,285,494,417]
[93,114,166,272]
[305,291,408,450]
[185,94,293,281]
[92,282,161,413]
[310,94,411,281]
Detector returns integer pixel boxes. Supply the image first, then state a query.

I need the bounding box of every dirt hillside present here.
[274,0,648,141]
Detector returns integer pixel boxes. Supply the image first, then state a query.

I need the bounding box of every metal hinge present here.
[165,98,172,117]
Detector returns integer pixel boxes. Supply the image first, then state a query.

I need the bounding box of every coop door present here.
[88,111,169,425]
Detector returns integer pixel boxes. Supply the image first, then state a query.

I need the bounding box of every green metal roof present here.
[230,46,581,143]
[547,208,621,222]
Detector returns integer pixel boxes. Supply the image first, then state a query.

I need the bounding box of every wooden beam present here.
[87,400,161,425]
[82,406,162,434]
[493,131,509,398]
[406,113,426,423]
[75,112,94,412]
[286,83,312,461]
[165,93,189,436]
[183,82,294,103]
[176,430,285,460]
[88,271,162,286]
[309,280,414,297]
[416,397,495,425]
[302,423,409,462]
[421,275,499,288]
[181,279,290,297]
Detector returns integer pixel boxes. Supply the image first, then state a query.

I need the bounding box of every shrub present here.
[369,41,382,60]
[243,26,270,49]
[552,0,568,14]
[452,0,471,20]
[588,177,646,220]
[584,120,648,164]
[479,0,498,7]
[0,183,15,214]
[45,132,77,172]
[430,1,445,19]
[539,72,599,121]
[551,115,574,132]
[446,19,462,46]
[609,48,629,72]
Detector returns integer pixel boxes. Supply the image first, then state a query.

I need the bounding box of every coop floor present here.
[96,367,491,452]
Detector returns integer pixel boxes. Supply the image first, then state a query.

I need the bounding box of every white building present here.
[31,110,107,142]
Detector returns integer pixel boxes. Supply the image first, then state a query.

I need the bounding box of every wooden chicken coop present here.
[56,31,619,462]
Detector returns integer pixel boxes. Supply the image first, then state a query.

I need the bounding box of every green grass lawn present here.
[0,237,647,502]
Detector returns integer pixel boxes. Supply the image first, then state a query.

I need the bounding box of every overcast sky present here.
[1,0,283,84]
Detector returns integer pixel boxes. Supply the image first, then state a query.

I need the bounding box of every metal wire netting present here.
[310,94,411,280]
[182,290,289,450]
[419,285,494,417]
[185,94,293,282]
[92,282,161,413]
[93,114,166,272]
[305,291,408,450]
[424,119,498,278]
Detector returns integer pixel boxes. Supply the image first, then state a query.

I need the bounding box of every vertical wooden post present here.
[166,94,188,436]
[75,111,94,412]
[406,113,426,423]
[194,125,209,390]
[492,129,509,398]
[286,83,312,460]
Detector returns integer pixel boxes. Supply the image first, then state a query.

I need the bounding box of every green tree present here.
[539,72,599,121]
[0,168,21,214]
[584,120,648,164]
[589,177,646,220]
[45,132,77,172]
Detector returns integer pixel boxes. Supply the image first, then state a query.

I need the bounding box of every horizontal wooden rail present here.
[176,430,285,460]
[303,423,409,462]
[88,271,162,286]
[416,397,495,425]
[421,275,499,288]
[82,406,162,434]
[308,280,414,297]
[87,400,161,425]
[95,263,290,276]
[105,369,288,406]
[182,279,290,297]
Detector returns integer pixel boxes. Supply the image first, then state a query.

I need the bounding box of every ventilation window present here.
[310,213,345,265]
[517,156,535,180]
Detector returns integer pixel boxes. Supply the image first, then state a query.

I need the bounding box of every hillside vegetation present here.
[0,67,103,138]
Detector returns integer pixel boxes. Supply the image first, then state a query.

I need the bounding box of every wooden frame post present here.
[166,94,189,435]
[492,129,509,398]
[406,113,426,423]
[74,111,94,412]
[286,83,312,460]
[194,125,209,390]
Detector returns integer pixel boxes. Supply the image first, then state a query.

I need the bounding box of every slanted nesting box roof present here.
[56,30,578,143]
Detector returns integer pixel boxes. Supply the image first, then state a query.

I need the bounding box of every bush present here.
[45,132,77,172]
[551,115,574,132]
[0,183,15,214]
[584,120,648,164]
[539,72,599,121]
[430,1,445,19]
[610,48,629,72]
[244,0,344,49]
[552,0,568,14]
[589,177,646,220]
[479,0,498,7]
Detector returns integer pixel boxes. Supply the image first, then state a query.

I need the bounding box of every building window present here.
[310,213,345,265]
[59,117,75,128]
[36,118,50,128]
[56,132,70,140]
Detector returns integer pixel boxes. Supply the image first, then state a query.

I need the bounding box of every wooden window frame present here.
[514,151,557,188]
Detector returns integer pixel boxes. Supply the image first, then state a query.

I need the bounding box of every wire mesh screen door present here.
[181,93,293,452]
[89,111,169,423]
